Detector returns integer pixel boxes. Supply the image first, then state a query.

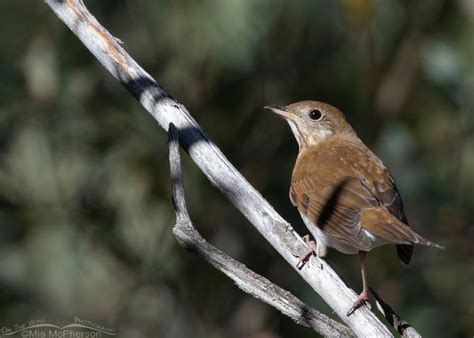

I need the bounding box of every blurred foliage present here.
[0,0,473,337]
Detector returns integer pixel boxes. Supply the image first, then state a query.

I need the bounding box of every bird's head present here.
[264,101,354,149]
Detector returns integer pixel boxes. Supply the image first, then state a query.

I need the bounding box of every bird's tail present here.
[412,231,444,249]
[361,208,445,250]
[397,244,413,265]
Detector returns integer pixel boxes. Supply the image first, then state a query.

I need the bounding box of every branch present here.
[44,1,393,336]
[168,123,354,337]
[370,287,421,338]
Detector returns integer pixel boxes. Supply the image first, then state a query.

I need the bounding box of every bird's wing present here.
[290,145,380,250]
[290,142,434,251]
[292,175,379,250]
[360,207,439,247]
[372,171,414,264]
[373,176,406,221]
[360,160,442,248]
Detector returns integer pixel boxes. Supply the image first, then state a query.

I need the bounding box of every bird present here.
[264,101,443,316]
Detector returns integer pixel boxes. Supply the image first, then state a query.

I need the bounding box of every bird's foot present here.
[297,235,318,269]
[346,290,370,316]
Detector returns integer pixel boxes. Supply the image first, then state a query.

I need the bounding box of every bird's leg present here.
[347,251,370,316]
[297,235,325,269]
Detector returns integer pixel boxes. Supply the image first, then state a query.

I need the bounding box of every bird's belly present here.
[301,213,359,255]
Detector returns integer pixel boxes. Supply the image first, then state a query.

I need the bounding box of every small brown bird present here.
[265,101,442,315]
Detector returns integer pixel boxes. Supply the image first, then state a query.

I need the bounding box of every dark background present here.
[0,1,473,337]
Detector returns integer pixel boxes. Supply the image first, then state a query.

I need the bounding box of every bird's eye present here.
[308,109,322,120]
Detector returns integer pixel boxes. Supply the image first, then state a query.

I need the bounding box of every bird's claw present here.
[296,235,318,269]
[347,293,371,316]
[296,248,314,269]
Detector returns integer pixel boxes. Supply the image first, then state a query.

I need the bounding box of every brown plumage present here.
[265,101,442,315]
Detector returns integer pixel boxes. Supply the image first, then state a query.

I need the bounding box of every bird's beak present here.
[264,104,296,120]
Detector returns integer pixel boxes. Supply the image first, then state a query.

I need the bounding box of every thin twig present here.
[370,287,422,338]
[168,123,354,337]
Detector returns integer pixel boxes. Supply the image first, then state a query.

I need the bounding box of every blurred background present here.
[0,0,473,337]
